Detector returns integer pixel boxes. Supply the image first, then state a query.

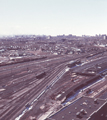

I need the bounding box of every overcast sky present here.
[0,0,107,36]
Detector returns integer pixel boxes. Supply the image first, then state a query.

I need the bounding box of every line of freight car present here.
[86,51,106,59]
[0,56,47,67]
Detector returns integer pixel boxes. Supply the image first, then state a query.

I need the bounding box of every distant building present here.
[102,34,107,40]
[47,36,51,39]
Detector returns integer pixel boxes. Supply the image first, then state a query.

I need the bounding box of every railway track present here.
[0,62,66,120]
[0,51,106,120]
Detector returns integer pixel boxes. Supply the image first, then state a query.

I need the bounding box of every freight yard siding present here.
[57,75,102,101]
[76,72,96,76]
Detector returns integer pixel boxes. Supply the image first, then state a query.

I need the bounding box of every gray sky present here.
[0,0,107,36]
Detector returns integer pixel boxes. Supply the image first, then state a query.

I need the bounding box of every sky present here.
[0,0,107,36]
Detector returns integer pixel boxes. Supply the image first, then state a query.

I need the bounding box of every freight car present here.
[36,72,46,79]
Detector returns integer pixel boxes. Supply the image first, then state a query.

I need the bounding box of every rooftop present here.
[46,96,106,120]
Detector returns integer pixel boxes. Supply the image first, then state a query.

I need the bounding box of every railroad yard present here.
[0,35,107,120]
